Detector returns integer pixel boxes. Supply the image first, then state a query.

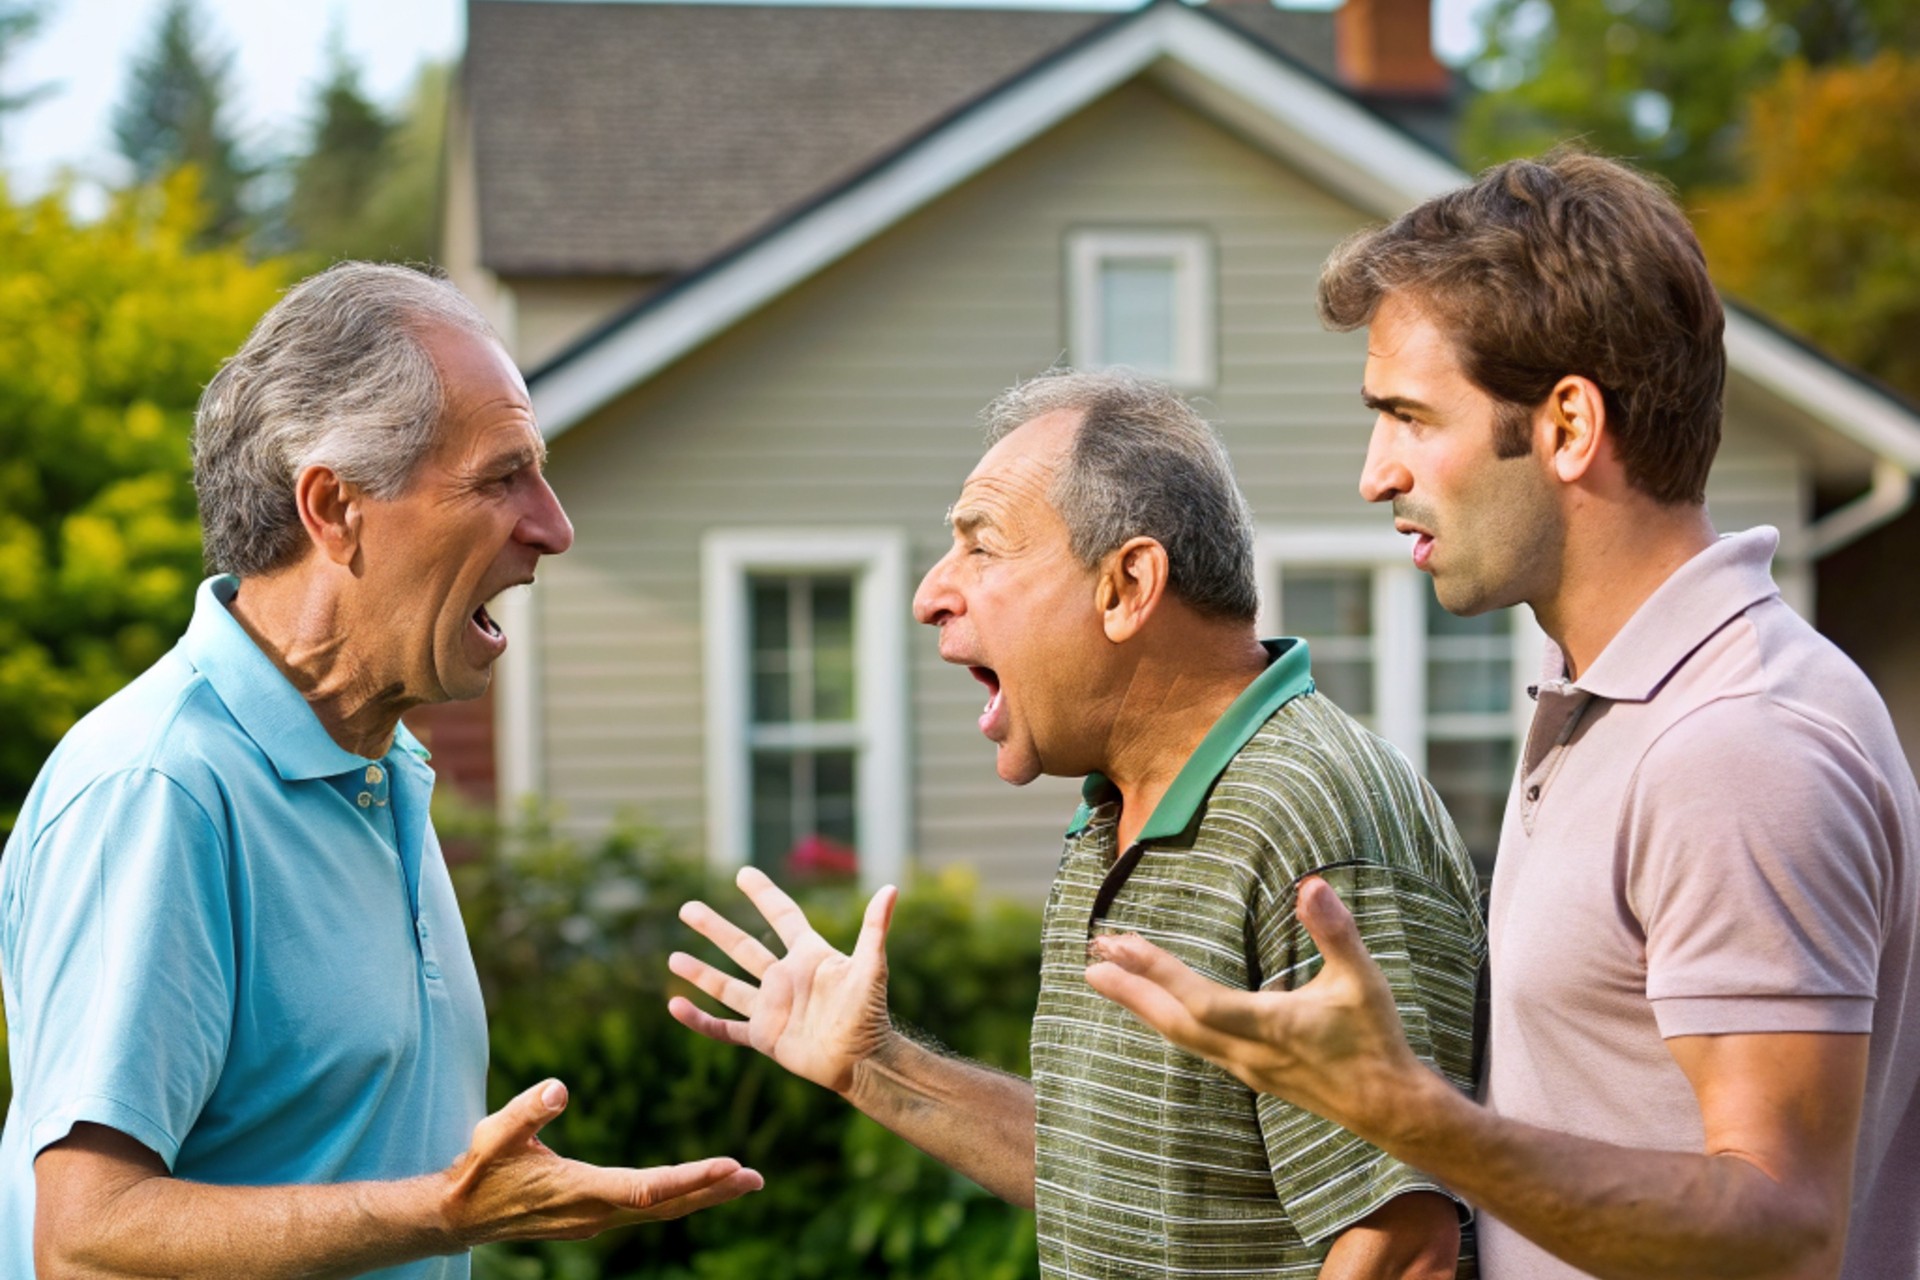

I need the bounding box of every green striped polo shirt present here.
[1032,638,1485,1279]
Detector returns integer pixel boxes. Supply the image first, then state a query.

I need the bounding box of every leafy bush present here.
[448,804,1043,1280]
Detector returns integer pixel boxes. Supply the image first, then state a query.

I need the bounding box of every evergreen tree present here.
[0,1,51,152]
[110,0,249,240]
[286,37,395,261]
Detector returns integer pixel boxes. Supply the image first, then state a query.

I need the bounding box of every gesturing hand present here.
[442,1078,763,1246]
[669,866,899,1096]
[1083,875,1429,1144]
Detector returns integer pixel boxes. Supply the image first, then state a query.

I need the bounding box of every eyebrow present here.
[483,442,547,475]
[1360,389,1437,417]
[947,504,994,536]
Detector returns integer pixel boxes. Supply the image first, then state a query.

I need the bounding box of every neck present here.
[226,569,418,759]
[1532,499,1717,680]
[1099,623,1270,850]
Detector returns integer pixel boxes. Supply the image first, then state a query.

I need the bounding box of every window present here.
[1258,531,1543,877]
[1066,230,1215,388]
[703,531,910,890]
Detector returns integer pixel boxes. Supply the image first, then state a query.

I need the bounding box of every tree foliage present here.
[1459,0,1920,191]
[111,0,252,241]
[286,54,446,266]
[1694,53,1920,400]
[0,0,51,150]
[0,172,286,834]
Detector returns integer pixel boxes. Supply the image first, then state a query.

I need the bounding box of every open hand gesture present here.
[1083,875,1429,1144]
[669,867,899,1096]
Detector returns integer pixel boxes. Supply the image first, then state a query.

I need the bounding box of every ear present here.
[1095,537,1170,643]
[292,464,363,570]
[1547,375,1608,484]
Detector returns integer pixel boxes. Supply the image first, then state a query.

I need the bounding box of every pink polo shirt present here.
[1479,527,1920,1279]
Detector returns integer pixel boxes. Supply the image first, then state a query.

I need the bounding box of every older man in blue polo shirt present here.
[0,263,760,1277]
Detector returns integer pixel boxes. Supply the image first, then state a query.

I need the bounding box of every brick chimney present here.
[1335,0,1451,98]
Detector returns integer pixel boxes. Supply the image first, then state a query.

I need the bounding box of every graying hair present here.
[981,368,1258,623]
[193,261,502,578]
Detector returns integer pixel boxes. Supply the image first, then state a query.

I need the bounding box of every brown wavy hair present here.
[1317,149,1724,506]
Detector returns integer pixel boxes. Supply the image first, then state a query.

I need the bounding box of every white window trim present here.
[1066,228,1216,389]
[702,529,911,893]
[1254,528,1545,773]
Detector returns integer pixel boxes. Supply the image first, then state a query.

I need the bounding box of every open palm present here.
[669,866,898,1095]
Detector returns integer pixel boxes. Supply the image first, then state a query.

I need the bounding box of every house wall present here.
[532,80,1810,903]
[510,275,662,371]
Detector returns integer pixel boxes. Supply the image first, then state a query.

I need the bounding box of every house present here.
[426,0,1920,901]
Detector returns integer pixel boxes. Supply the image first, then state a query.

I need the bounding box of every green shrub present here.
[450,804,1042,1280]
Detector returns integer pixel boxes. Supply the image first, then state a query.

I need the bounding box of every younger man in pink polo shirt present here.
[1085,151,1920,1279]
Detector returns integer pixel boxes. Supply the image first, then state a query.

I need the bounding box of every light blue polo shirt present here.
[1,576,489,1278]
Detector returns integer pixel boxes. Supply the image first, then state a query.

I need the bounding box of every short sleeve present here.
[1252,856,1481,1245]
[9,769,235,1167]
[1626,697,1887,1038]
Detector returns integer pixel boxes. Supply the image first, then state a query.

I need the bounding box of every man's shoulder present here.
[1224,691,1427,814]
[16,647,250,844]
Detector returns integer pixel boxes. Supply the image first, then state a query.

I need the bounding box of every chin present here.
[993,747,1045,787]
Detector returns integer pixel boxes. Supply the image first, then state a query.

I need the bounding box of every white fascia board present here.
[534,7,1184,439]
[1724,312,1920,472]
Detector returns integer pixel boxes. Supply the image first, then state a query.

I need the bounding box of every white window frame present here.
[702,529,911,893]
[1066,229,1216,389]
[1254,528,1544,775]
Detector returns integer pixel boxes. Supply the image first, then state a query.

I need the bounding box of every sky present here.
[1,0,1496,204]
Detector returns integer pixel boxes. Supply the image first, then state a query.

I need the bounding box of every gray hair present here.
[193,261,502,578]
[981,368,1258,623]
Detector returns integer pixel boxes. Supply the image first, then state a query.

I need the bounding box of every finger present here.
[635,1167,766,1220]
[1088,935,1273,1045]
[469,1077,567,1162]
[1084,959,1241,1065]
[678,900,780,979]
[667,995,754,1047]
[853,884,898,963]
[1294,877,1371,975]
[668,951,761,1016]
[736,865,817,950]
[573,1156,752,1215]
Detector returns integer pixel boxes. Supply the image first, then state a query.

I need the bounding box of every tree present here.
[110,0,250,240]
[285,57,447,265]
[1694,53,1920,400]
[0,1,51,152]
[1458,0,1920,192]
[0,171,287,835]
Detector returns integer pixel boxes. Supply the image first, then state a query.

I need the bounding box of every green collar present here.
[1064,637,1314,841]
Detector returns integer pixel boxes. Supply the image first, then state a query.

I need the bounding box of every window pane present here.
[749,578,792,723]
[814,750,858,848]
[810,579,856,721]
[1282,568,1374,718]
[750,750,796,871]
[1427,738,1516,881]
[1425,585,1512,715]
[1100,258,1177,374]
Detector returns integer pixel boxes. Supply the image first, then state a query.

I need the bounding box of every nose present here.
[520,472,575,556]
[1358,416,1413,505]
[913,546,962,627]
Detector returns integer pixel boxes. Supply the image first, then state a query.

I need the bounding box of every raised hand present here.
[669,866,899,1095]
[441,1077,763,1245]
[1083,875,1427,1143]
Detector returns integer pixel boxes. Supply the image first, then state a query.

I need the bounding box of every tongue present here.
[978,686,1004,735]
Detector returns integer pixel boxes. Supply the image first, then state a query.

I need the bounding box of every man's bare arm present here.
[35,1079,762,1279]
[670,868,1037,1206]
[1317,1191,1460,1280]
[1086,878,1867,1280]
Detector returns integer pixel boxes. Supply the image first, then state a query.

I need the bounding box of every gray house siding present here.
[534,80,1809,902]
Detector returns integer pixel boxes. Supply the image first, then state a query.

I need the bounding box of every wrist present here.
[1371,1063,1473,1167]
[844,1026,915,1107]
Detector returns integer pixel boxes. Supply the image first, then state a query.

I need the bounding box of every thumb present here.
[472,1077,567,1161]
[1295,877,1368,974]
[854,884,898,962]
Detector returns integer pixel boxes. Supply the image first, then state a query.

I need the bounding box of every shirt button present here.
[357,792,373,808]
[423,962,442,980]
[366,765,384,784]
[1526,784,1541,802]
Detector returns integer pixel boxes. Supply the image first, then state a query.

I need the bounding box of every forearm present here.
[39,1166,455,1279]
[1377,1074,1839,1280]
[843,1029,1036,1207]
[1317,1191,1460,1280]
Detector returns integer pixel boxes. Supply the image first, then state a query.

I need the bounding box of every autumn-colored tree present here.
[0,172,286,834]
[1695,53,1920,400]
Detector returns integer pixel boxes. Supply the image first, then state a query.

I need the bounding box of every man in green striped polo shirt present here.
[670,368,1486,1277]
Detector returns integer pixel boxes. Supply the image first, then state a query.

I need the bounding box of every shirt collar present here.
[1065,636,1314,840]
[1544,526,1783,703]
[182,575,431,781]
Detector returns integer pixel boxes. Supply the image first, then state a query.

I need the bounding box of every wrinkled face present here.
[354,325,574,703]
[912,410,1108,785]
[1358,294,1562,616]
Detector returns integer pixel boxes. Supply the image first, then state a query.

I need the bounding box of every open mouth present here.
[969,666,1005,736]
[472,602,504,639]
